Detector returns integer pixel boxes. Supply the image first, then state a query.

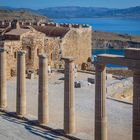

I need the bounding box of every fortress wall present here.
[61,27,92,68]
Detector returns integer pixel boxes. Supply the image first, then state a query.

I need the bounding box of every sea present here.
[54,18,140,67]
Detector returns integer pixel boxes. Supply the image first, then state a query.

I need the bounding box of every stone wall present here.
[0,30,45,79]
[44,37,61,68]
[21,30,45,70]
[0,24,93,78]
[0,40,21,79]
[61,27,92,68]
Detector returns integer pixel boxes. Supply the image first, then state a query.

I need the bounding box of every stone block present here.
[75,81,88,88]
[87,78,95,84]
[27,73,34,79]
[125,48,140,60]
[26,69,34,79]
[75,81,81,88]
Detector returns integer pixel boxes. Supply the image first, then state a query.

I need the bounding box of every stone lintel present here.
[125,48,140,60]
[97,54,140,69]
[97,54,126,66]
[61,57,75,62]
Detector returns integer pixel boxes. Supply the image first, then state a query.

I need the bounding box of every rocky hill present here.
[93,31,140,49]
[1,6,140,20]
[38,6,140,18]
[0,8,50,22]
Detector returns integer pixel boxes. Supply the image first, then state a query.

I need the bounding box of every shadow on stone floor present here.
[0,113,65,140]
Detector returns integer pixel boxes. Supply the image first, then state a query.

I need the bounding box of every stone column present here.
[95,63,107,140]
[133,70,140,140]
[63,57,75,134]
[16,51,26,116]
[0,48,7,108]
[124,48,140,140]
[38,54,49,125]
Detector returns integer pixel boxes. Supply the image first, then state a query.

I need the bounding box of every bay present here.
[54,18,140,35]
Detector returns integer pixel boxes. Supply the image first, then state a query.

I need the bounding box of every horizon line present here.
[0,5,140,10]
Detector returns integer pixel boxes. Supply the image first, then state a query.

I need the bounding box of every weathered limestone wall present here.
[0,25,93,78]
[44,37,61,68]
[0,30,46,79]
[61,27,92,68]
[0,40,21,79]
[21,30,45,70]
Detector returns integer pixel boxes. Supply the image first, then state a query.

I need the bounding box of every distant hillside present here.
[38,6,140,18]
[93,31,140,49]
[1,6,140,20]
[0,7,50,22]
[38,6,112,18]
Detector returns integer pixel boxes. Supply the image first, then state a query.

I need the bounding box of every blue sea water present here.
[54,18,139,68]
[93,49,126,68]
[54,18,140,35]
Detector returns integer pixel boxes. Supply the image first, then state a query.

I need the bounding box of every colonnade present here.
[1,47,139,140]
[0,49,75,134]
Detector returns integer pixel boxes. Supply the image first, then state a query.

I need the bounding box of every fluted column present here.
[133,70,140,140]
[95,63,107,140]
[0,48,7,108]
[63,57,75,134]
[38,54,49,125]
[16,51,26,116]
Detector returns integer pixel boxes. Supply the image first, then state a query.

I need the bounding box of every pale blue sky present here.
[0,0,140,9]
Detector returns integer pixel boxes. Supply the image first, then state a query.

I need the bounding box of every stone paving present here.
[0,72,132,140]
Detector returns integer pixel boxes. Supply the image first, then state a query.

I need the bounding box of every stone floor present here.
[0,72,132,140]
[0,112,68,140]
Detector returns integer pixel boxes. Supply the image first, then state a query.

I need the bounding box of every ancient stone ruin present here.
[0,48,76,136]
[0,47,140,139]
[0,20,92,79]
[95,48,140,140]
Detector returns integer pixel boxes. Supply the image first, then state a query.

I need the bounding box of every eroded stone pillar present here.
[95,63,107,140]
[0,48,7,108]
[16,51,26,116]
[133,70,140,140]
[38,54,49,125]
[63,57,75,134]
[124,48,140,140]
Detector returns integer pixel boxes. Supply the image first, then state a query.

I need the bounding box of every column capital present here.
[61,57,75,62]
[95,62,106,72]
[17,50,26,55]
[39,53,47,59]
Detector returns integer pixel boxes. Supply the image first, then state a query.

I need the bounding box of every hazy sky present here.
[0,0,140,9]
